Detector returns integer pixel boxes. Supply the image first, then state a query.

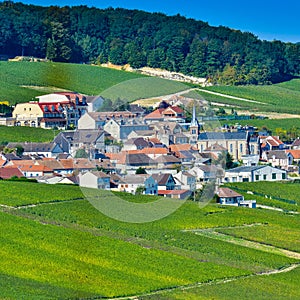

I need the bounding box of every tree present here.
[136,167,147,174]
[15,145,24,157]
[46,21,73,62]
[135,186,145,195]
[75,148,89,158]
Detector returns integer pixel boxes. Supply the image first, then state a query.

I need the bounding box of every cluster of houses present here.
[1,91,300,206]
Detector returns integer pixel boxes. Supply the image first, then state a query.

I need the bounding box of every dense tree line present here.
[0,1,299,84]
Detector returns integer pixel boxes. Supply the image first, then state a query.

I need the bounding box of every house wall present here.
[13,103,43,127]
[78,113,96,130]
[253,167,286,181]
[197,139,248,160]
[104,120,120,140]
[79,172,98,189]
[97,177,110,190]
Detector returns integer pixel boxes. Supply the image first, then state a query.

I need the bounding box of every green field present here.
[0,61,189,104]
[220,118,300,133]
[141,266,300,300]
[0,181,299,299]
[198,78,300,114]
[225,181,300,207]
[0,126,59,144]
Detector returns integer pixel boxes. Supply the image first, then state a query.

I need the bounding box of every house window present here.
[272,173,276,180]
[255,175,259,181]
[230,144,233,153]
[243,178,249,182]
[282,173,286,180]
[240,144,243,154]
[263,174,267,180]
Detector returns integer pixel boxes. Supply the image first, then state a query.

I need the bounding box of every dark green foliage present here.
[135,167,147,174]
[0,2,299,84]
[74,148,89,158]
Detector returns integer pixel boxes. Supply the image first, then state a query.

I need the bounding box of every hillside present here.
[0,61,190,104]
[0,2,299,85]
[197,78,300,115]
[0,181,299,299]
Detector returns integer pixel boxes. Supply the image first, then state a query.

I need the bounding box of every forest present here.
[0,1,299,85]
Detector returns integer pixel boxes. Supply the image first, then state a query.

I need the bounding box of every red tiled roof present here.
[0,167,23,179]
[169,144,191,152]
[163,106,184,114]
[158,189,189,195]
[144,108,164,119]
[286,150,300,159]
[19,165,53,173]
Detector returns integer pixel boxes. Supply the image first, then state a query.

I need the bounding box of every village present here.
[1,91,300,208]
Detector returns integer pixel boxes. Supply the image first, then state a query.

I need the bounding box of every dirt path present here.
[197,88,264,104]
[108,263,299,300]
[186,225,300,260]
[256,204,299,214]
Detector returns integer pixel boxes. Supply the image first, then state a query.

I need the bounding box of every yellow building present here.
[12,102,43,127]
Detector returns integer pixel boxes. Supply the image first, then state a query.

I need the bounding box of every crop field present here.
[0,62,189,104]
[220,118,300,133]
[199,78,300,114]
[0,181,83,206]
[140,265,300,300]
[0,125,59,144]
[1,181,299,299]
[225,181,300,207]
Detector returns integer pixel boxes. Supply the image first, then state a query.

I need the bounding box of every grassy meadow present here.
[0,181,299,299]
[0,61,189,104]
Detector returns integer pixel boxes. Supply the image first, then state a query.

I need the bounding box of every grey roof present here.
[198,131,248,141]
[264,150,288,160]
[72,129,104,143]
[154,155,181,164]
[151,173,174,185]
[85,96,104,104]
[7,142,58,153]
[292,138,300,147]
[226,165,266,173]
[123,137,150,148]
[121,174,149,184]
[126,153,155,165]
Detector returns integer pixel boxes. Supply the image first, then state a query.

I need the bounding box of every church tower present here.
[189,102,199,143]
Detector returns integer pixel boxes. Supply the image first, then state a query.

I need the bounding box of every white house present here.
[79,171,110,190]
[224,165,287,183]
[217,187,256,208]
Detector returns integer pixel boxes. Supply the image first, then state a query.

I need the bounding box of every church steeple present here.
[190,102,198,127]
[189,102,199,143]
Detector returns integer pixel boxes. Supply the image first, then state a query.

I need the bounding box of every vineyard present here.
[0,181,299,299]
[201,79,300,115]
[0,126,59,144]
[225,181,300,209]
[0,61,189,104]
